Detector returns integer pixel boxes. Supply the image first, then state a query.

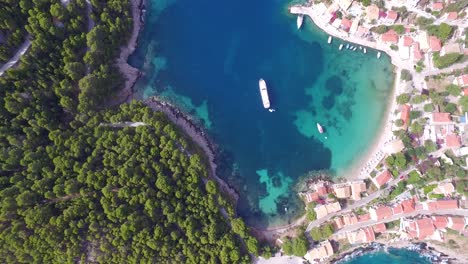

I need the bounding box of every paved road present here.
[0,38,31,76]
[334,208,468,236]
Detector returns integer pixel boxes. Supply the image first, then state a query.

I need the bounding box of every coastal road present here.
[333,208,468,236]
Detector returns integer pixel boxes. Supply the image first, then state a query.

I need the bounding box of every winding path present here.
[0,38,31,76]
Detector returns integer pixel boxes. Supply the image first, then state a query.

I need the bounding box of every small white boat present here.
[268,109,275,112]
[346,44,350,49]
[317,123,324,134]
[259,78,270,109]
[353,46,357,51]
[339,44,344,50]
[363,48,367,54]
[327,36,332,44]
[297,15,304,29]
[377,51,381,58]
[359,46,362,50]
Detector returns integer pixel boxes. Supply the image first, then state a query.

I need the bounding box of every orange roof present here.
[392,203,403,214]
[403,36,413,47]
[432,112,451,123]
[317,186,328,196]
[416,218,435,239]
[400,104,411,128]
[429,36,442,52]
[343,214,358,226]
[381,30,399,43]
[413,42,423,61]
[373,206,393,221]
[364,227,376,242]
[459,74,468,86]
[447,12,458,20]
[359,213,370,222]
[449,217,465,231]
[386,10,398,21]
[373,223,387,233]
[341,18,352,30]
[446,134,461,148]
[432,216,448,229]
[464,88,468,96]
[334,217,345,229]
[401,199,415,213]
[430,200,458,210]
[305,192,320,203]
[375,170,392,188]
[432,2,444,11]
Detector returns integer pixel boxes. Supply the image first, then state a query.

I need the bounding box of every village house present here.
[365,5,380,22]
[447,216,466,232]
[445,134,462,148]
[304,192,320,203]
[441,43,462,56]
[446,12,458,21]
[431,2,444,11]
[412,42,423,62]
[373,223,387,233]
[333,183,352,199]
[350,181,366,200]
[418,31,430,52]
[401,218,441,240]
[392,203,403,215]
[456,74,468,87]
[400,104,411,129]
[369,205,393,221]
[399,36,413,60]
[342,213,358,226]
[431,216,448,229]
[341,18,353,32]
[304,240,334,263]
[309,181,329,196]
[381,29,399,44]
[423,199,459,210]
[384,10,398,24]
[347,227,376,244]
[433,182,455,196]
[314,202,342,219]
[372,170,392,189]
[431,112,452,124]
[355,26,369,37]
[401,199,416,213]
[429,36,442,52]
[334,217,345,229]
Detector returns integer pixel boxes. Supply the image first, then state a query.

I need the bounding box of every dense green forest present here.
[0,0,257,263]
[0,0,28,64]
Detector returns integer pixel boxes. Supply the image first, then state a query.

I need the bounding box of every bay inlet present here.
[129,0,395,227]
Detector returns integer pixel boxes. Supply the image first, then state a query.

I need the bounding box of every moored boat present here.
[297,15,303,29]
[259,78,270,109]
[339,44,344,50]
[363,48,367,54]
[346,43,350,49]
[377,51,381,58]
[327,36,332,44]
[317,123,324,134]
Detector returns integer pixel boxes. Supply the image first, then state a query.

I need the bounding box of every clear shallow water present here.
[130,0,394,226]
[341,248,432,264]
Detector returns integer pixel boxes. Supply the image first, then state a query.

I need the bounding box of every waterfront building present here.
[381,30,399,44]
[350,181,366,200]
[347,227,375,244]
[372,223,387,233]
[365,5,380,22]
[372,170,392,189]
[314,202,342,219]
[447,217,466,232]
[431,216,448,229]
[333,184,352,199]
[304,240,334,263]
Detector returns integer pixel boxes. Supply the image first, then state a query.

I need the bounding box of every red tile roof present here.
[341,18,352,31]
[374,206,393,221]
[401,199,416,213]
[375,170,392,188]
[403,36,413,47]
[432,2,444,11]
[400,104,411,128]
[334,217,345,229]
[429,200,458,210]
[432,216,448,229]
[386,10,398,21]
[432,112,451,123]
[416,218,435,239]
[358,213,370,222]
[381,30,399,43]
[413,42,423,61]
[364,227,376,242]
[459,74,468,86]
[449,217,465,231]
[447,12,458,20]
[306,192,320,203]
[446,134,461,148]
[429,36,442,52]
[373,223,387,233]
[317,186,328,196]
[464,88,468,96]
[392,203,403,214]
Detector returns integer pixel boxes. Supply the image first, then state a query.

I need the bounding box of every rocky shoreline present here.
[113,0,145,105]
[145,97,240,203]
[332,242,455,264]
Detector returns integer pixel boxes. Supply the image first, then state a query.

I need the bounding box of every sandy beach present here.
[290,4,410,181]
[114,0,145,104]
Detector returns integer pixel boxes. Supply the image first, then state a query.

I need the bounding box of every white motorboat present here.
[339,44,344,50]
[327,36,332,44]
[363,48,367,54]
[377,51,381,58]
[259,78,270,109]
[317,123,324,134]
[297,15,304,29]
[346,43,350,49]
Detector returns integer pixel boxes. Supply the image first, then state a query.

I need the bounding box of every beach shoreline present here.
[290,4,407,181]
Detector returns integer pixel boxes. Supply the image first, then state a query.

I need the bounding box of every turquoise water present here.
[342,248,432,264]
[130,0,394,226]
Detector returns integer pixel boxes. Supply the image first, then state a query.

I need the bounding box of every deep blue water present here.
[341,248,432,264]
[130,0,394,226]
